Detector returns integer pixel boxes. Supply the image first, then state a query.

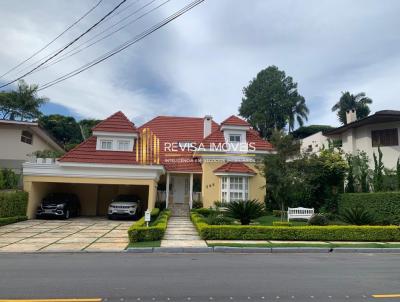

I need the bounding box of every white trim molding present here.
[23,162,165,181]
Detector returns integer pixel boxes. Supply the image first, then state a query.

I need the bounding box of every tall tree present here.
[79,119,102,140]
[0,80,48,121]
[239,66,308,139]
[39,115,82,150]
[331,91,372,124]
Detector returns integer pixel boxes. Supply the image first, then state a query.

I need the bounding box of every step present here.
[165,231,198,236]
[160,240,208,248]
[163,235,201,240]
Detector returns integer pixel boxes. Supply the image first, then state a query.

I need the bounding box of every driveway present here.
[0,218,133,252]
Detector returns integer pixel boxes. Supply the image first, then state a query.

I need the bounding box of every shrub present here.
[225,200,265,225]
[154,201,166,211]
[191,212,400,241]
[0,191,28,218]
[308,214,329,226]
[128,209,170,242]
[0,216,27,226]
[192,200,203,209]
[0,169,20,189]
[273,221,291,227]
[205,213,234,225]
[193,208,215,217]
[341,207,375,225]
[338,193,400,225]
[31,150,64,159]
[273,210,286,217]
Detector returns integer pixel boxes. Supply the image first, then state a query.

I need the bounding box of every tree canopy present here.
[331,91,372,124]
[0,80,48,121]
[239,66,308,139]
[291,125,334,139]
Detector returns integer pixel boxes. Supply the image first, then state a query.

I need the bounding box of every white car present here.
[107,195,143,220]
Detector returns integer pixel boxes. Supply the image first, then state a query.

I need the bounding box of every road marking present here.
[373,294,400,298]
[0,299,102,302]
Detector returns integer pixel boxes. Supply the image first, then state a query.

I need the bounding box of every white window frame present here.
[229,134,242,143]
[100,139,113,150]
[117,140,130,151]
[221,176,249,202]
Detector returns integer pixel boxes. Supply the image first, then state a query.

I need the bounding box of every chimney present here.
[203,115,213,138]
[346,109,357,124]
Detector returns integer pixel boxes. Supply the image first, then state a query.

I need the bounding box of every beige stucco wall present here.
[201,161,266,208]
[341,121,400,169]
[0,125,57,162]
[23,176,157,219]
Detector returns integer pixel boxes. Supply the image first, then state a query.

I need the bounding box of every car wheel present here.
[64,210,70,220]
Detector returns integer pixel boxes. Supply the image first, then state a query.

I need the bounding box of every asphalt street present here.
[0,253,399,301]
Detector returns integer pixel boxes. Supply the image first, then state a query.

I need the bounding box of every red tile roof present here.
[214,162,256,175]
[221,115,250,127]
[58,137,139,164]
[92,111,138,133]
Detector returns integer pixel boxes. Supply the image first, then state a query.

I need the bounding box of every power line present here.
[36,0,170,73]
[0,0,128,89]
[7,0,142,78]
[37,0,205,91]
[0,0,103,80]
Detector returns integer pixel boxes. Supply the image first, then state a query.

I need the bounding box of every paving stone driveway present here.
[0,217,133,252]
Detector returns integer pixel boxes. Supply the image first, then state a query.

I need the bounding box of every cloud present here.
[1,0,400,127]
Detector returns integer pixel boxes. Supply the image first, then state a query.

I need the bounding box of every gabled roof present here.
[221,115,250,127]
[214,162,256,175]
[324,110,400,136]
[92,111,138,133]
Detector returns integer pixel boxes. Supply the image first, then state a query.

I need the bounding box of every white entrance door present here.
[172,176,187,203]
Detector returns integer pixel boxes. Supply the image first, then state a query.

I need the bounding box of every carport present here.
[23,162,165,219]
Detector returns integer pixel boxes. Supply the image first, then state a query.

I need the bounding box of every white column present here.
[165,172,170,209]
[189,173,193,209]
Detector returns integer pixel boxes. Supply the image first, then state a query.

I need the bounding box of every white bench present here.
[287,207,314,221]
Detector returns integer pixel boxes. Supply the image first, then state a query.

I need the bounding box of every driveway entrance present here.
[0,217,132,252]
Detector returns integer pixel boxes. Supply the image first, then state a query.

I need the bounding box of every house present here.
[300,131,330,154]
[0,119,64,174]
[323,110,400,169]
[22,111,273,218]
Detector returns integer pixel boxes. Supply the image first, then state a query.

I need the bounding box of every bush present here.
[308,214,329,226]
[31,150,64,159]
[191,212,400,241]
[341,207,375,225]
[338,193,400,225]
[192,200,203,209]
[0,191,28,218]
[225,200,265,225]
[0,169,20,189]
[0,216,27,226]
[192,208,215,217]
[154,201,166,211]
[273,221,291,227]
[128,209,170,242]
[273,210,286,217]
[205,213,234,225]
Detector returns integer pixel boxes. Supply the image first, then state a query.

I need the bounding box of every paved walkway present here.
[161,216,207,247]
[0,217,132,252]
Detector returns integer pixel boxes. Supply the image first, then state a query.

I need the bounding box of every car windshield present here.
[42,194,68,205]
[115,195,138,202]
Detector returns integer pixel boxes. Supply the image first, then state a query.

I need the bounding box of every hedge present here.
[128,209,171,242]
[338,192,400,225]
[0,216,27,226]
[191,212,400,242]
[0,191,28,218]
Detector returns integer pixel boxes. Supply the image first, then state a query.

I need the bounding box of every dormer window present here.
[100,140,113,150]
[118,140,130,151]
[229,134,241,143]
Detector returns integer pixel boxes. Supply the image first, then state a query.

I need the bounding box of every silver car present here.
[107,195,143,220]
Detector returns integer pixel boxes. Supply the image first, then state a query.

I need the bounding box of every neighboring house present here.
[322,110,400,169]
[22,111,273,218]
[300,131,330,154]
[0,119,64,174]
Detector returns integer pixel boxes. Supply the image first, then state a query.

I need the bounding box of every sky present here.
[0,0,399,127]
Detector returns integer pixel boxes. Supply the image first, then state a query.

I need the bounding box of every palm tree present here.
[331,92,372,125]
[288,96,309,132]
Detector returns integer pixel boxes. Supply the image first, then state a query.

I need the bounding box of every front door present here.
[172,176,187,203]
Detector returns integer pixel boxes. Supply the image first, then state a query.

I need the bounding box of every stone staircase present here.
[161,204,206,247]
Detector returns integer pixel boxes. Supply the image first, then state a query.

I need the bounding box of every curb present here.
[124,246,400,254]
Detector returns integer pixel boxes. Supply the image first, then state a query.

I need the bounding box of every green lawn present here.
[208,242,400,248]
[127,241,161,248]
